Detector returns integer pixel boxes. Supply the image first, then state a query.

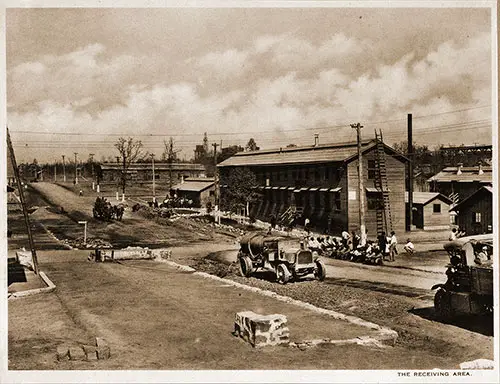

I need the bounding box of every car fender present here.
[431,283,445,291]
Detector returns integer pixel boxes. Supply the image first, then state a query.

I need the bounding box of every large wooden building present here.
[451,186,493,235]
[218,139,408,236]
[427,164,492,204]
[100,162,206,185]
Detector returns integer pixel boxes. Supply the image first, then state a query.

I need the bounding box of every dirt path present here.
[9,250,479,371]
[8,181,494,372]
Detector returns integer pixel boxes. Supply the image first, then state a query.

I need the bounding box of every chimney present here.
[456,163,463,175]
[314,133,319,147]
[478,162,484,175]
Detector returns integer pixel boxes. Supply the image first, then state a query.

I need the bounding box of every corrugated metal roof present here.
[218,139,406,167]
[405,191,452,205]
[171,180,215,192]
[427,166,492,183]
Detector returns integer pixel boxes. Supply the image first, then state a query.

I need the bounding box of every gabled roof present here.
[171,179,215,192]
[405,191,453,205]
[218,139,407,167]
[450,186,493,212]
[427,166,492,183]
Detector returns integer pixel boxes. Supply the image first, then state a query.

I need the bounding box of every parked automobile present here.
[431,234,493,320]
[237,232,326,284]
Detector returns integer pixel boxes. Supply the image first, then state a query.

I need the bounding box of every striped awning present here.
[366,187,390,193]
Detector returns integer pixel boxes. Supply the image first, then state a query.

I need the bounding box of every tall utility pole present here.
[212,142,219,208]
[407,113,413,232]
[7,127,39,274]
[351,123,366,246]
[151,153,156,203]
[74,152,78,184]
[62,155,66,182]
[89,153,95,190]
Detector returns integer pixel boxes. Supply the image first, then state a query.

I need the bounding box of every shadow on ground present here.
[409,306,494,337]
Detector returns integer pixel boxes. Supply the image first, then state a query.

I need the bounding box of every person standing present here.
[389,231,398,261]
[378,231,388,260]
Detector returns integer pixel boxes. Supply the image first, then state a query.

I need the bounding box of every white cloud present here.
[197,48,250,79]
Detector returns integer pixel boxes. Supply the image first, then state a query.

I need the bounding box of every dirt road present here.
[7,181,494,371]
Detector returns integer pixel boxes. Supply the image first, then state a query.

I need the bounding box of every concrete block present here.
[97,345,111,360]
[82,345,98,361]
[234,311,290,348]
[56,345,69,361]
[68,346,86,361]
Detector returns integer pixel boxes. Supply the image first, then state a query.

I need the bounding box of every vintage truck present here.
[432,234,493,320]
[237,232,326,284]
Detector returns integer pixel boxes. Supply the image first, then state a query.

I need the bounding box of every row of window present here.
[256,167,343,184]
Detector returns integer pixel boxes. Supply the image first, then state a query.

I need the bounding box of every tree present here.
[114,137,145,194]
[245,138,259,151]
[221,167,259,214]
[219,145,244,163]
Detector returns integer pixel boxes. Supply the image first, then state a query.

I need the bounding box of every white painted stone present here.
[459,359,495,370]
[234,311,290,348]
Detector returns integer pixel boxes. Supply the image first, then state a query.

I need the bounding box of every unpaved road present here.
[7,181,495,370]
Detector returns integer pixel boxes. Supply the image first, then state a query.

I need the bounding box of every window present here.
[283,171,288,181]
[292,170,297,180]
[368,160,377,180]
[367,192,383,210]
[276,172,281,181]
[473,212,482,223]
[433,203,441,213]
[323,168,329,181]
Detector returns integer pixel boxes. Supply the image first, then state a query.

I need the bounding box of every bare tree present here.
[114,137,145,194]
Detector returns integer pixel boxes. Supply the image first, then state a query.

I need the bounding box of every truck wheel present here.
[434,288,453,321]
[276,264,291,284]
[239,256,253,277]
[314,259,326,281]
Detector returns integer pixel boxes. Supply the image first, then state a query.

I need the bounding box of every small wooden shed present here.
[406,192,453,230]
[450,186,493,235]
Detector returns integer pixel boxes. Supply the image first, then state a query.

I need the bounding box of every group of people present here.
[376,231,401,261]
[306,235,344,254]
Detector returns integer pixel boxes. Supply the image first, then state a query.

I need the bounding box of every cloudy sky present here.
[5,4,495,164]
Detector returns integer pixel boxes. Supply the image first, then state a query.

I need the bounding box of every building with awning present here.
[218,138,408,236]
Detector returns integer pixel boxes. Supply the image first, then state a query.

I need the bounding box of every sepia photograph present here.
[1,1,498,382]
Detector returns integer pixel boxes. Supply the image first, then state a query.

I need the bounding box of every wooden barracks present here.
[218,136,408,236]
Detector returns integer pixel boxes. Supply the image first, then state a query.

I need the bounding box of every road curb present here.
[8,271,56,299]
[193,271,398,347]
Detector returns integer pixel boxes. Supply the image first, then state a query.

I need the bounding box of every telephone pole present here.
[62,155,66,182]
[89,153,95,190]
[74,152,78,184]
[212,142,219,209]
[351,123,366,246]
[151,153,156,203]
[407,114,413,232]
[7,127,39,274]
